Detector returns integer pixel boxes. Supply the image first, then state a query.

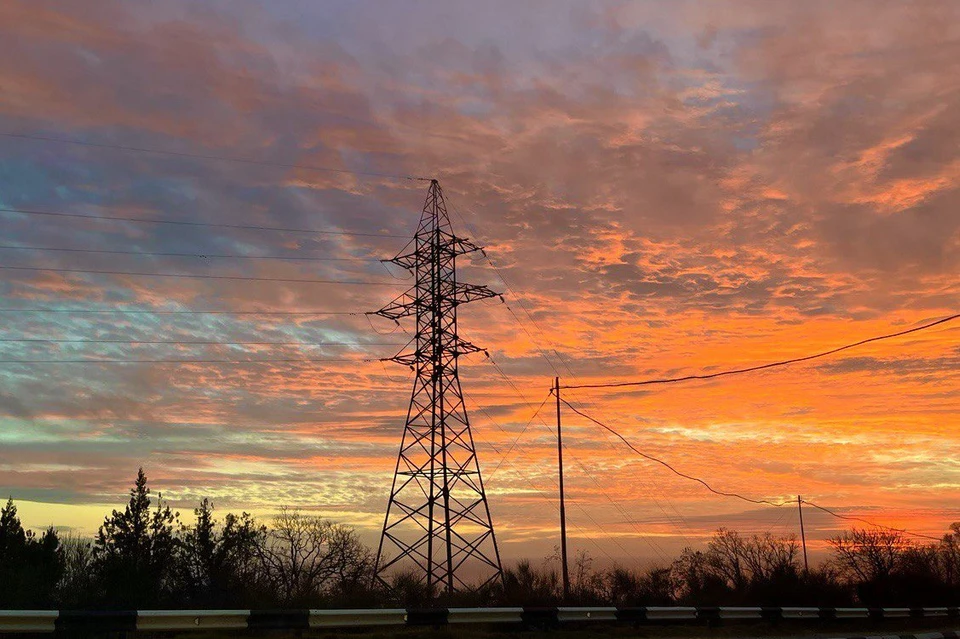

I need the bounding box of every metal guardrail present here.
[0,606,957,633]
[837,634,958,639]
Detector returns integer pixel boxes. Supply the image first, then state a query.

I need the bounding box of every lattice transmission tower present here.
[372,179,503,594]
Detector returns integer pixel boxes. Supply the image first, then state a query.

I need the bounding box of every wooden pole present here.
[556,377,570,601]
[798,494,809,573]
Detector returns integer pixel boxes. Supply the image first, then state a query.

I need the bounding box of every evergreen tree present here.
[0,497,27,551]
[93,468,179,608]
[179,498,265,607]
[0,498,62,607]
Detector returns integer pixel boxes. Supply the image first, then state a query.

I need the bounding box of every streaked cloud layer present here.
[0,0,957,563]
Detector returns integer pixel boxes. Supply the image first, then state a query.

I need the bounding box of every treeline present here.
[2,469,958,609]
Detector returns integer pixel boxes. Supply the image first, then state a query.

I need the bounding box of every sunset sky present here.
[0,0,958,567]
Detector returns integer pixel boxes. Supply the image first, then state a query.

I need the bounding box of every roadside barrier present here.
[0,606,957,633]
[828,633,958,639]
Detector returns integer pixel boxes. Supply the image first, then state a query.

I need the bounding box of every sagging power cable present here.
[558,396,792,507]
[563,313,960,391]
[561,398,946,541]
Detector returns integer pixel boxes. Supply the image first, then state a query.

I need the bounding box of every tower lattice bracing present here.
[372,179,503,593]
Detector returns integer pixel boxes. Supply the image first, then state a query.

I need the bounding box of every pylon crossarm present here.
[386,253,419,270]
[450,338,485,356]
[453,282,499,304]
[449,236,484,256]
[374,292,418,320]
[385,354,418,366]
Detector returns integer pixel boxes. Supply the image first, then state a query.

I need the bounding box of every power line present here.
[486,391,552,480]
[446,198,952,546]
[0,357,376,364]
[0,131,431,182]
[465,389,629,567]
[800,500,942,542]
[479,357,641,565]
[0,339,403,346]
[562,443,672,564]
[450,197,684,558]
[0,309,362,315]
[0,245,380,262]
[560,398,945,542]
[0,265,393,285]
[559,397,792,508]
[467,425,620,569]
[563,313,960,390]
[0,206,407,238]
[446,199,565,374]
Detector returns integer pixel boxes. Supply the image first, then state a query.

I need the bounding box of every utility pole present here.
[555,376,571,602]
[798,494,809,573]
[371,179,503,594]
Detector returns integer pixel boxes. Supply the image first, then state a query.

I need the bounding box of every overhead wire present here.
[546,346,698,548]
[0,357,377,364]
[465,390,628,567]
[0,131,431,182]
[562,313,960,391]
[560,398,794,508]
[482,356,641,564]
[0,309,363,315]
[561,397,945,542]
[447,197,681,558]
[450,195,953,548]
[0,265,394,285]
[0,338,403,346]
[800,500,942,542]
[0,206,407,238]
[0,244,382,262]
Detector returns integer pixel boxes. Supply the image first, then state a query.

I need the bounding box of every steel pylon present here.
[372,179,503,594]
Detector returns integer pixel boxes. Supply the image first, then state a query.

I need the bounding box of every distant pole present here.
[556,376,571,602]
[798,495,809,573]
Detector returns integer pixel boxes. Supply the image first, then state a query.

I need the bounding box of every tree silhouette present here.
[93,468,179,608]
[179,498,265,607]
[256,507,373,607]
[0,497,62,608]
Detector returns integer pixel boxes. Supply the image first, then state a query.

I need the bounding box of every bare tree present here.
[936,523,960,588]
[829,528,907,583]
[707,528,750,590]
[256,508,371,606]
[671,529,802,603]
[743,532,800,581]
